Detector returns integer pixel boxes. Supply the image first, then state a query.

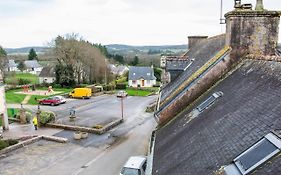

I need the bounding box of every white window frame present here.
[234,133,281,175]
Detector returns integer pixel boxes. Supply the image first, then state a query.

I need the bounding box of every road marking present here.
[72,151,107,175]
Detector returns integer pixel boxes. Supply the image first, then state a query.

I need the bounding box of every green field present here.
[5,73,39,84]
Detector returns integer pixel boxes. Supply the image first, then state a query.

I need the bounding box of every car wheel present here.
[39,102,43,105]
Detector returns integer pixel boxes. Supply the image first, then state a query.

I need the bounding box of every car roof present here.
[124,156,146,169]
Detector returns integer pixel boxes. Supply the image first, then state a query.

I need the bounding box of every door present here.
[141,79,145,87]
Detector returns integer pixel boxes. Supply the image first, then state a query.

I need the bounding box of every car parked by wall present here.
[120,156,147,175]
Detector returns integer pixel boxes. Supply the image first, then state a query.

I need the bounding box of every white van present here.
[120,156,147,175]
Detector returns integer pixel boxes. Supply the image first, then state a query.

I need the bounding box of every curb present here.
[46,119,123,135]
[0,135,68,155]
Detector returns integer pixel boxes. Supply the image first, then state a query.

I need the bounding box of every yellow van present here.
[69,88,92,99]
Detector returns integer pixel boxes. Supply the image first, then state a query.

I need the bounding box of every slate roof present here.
[24,60,42,68]
[160,34,226,103]
[153,59,281,175]
[128,66,156,80]
[39,67,55,77]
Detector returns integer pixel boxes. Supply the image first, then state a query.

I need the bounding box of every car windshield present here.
[121,168,141,175]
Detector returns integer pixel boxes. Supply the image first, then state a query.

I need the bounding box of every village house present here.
[108,64,129,76]
[128,66,156,88]
[5,59,19,72]
[39,66,56,84]
[151,1,281,175]
[24,60,43,75]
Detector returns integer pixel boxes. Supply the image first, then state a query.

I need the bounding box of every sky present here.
[0,0,281,48]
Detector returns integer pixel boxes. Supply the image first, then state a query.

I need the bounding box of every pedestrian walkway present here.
[21,95,31,104]
[2,123,63,140]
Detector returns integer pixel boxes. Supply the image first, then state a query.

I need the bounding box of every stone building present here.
[152,0,281,174]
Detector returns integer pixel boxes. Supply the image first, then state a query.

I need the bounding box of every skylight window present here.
[196,91,223,112]
[224,132,281,175]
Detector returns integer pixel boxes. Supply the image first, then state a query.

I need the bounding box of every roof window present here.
[225,132,281,175]
[196,91,223,112]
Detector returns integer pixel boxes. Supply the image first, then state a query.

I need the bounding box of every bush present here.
[15,111,32,123]
[116,83,127,90]
[39,111,56,125]
[0,140,9,150]
[116,77,127,84]
[0,139,19,150]
[18,78,31,85]
[103,84,115,91]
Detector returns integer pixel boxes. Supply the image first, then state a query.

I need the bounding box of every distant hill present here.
[5,47,50,55]
[105,44,187,55]
[5,44,187,55]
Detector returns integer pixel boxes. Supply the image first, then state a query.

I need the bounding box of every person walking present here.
[32,117,38,130]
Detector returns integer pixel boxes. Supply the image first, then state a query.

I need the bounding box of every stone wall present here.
[225,11,280,56]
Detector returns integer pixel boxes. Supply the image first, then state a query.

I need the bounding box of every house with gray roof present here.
[128,66,156,87]
[151,1,281,175]
[24,60,43,75]
[39,67,56,84]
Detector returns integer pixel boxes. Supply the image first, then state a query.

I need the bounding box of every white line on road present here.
[72,151,107,175]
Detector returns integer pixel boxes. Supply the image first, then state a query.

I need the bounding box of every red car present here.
[38,96,61,106]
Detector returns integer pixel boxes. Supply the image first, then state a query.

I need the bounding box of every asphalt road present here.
[2,95,157,175]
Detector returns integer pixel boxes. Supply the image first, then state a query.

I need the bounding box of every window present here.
[196,91,223,112]
[147,73,151,76]
[234,133,281,175]
[225,133,281,175]
[147,80,150,84]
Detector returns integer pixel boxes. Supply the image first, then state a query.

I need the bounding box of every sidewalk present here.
[2,123,63,140]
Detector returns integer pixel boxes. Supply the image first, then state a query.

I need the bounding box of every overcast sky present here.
[0,0,280,48]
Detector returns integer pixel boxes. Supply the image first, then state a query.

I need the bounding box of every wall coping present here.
[225,10,281,18]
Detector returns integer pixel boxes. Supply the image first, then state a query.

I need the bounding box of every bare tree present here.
[52,34,108,84]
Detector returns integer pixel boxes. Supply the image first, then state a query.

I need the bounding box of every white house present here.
[6,60,19,72]
[128,66,156,88]
[24,60,43,75]
[39,67,56,84]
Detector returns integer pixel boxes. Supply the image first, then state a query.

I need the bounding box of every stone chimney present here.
[225,0,280,56]
[188,36,208,49]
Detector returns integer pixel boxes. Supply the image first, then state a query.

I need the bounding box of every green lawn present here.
[5,90,26,104]
[126,89,152,97]
[5,72,39,84]
[5,87,72,105]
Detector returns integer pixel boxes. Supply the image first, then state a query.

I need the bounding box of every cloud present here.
[0,0,280,47]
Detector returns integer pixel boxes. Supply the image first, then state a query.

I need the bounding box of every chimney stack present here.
[255,0,264,11]
[188,36,208,49]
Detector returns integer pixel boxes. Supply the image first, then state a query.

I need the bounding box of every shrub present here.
[18,78,31,85]
[15,111,32,123]
[0,140,9,150]
[116,83,126,90]
[116,76,127,84]
[39,111,56,125]
[0,139,18,150]
[103,84,115,91]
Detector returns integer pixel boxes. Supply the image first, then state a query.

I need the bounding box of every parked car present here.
[120,156,147,175]
[69,88,92,99]
[54,95,66,104]
[38,96,61,106]
[117,90,128,98]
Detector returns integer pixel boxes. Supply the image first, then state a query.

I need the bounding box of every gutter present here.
[146,130,156,175]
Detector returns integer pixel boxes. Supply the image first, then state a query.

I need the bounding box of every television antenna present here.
[220,0,226,24]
